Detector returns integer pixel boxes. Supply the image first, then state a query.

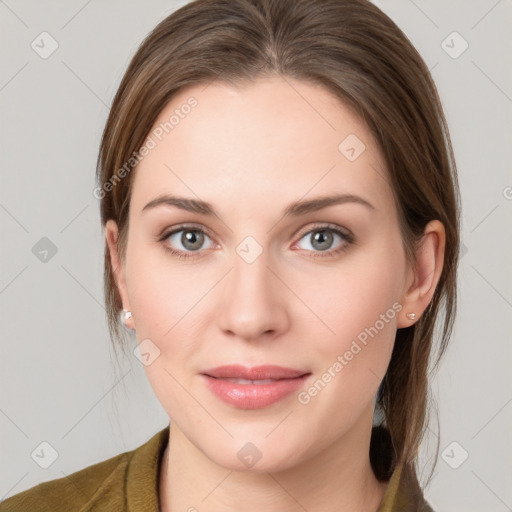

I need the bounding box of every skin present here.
[105,75,445,512]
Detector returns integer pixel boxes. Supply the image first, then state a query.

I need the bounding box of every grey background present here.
[1,1,511,510]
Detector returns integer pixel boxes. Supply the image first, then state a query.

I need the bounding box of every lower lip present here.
[201,374,311,409]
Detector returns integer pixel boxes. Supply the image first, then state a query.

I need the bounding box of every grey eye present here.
[167,229,213,251]
[296,229,344,252]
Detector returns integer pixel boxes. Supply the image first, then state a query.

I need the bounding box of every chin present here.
[203,439,305,474]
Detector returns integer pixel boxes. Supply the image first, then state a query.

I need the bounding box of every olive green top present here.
[0,425,434,511]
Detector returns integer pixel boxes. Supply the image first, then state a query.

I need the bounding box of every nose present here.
[216,247,290,342]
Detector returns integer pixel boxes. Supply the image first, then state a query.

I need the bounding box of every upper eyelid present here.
[295,222,351,237]
[161,223,215,239]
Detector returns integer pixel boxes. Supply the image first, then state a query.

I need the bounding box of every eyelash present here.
[157,223,355,261]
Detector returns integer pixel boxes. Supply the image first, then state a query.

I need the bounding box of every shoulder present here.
[0,451,131,511]
[378,462,437,512]
[0,426,169,512]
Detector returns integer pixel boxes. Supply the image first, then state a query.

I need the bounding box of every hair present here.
[96,0,461,487]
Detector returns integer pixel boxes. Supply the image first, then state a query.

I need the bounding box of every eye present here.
[158,223,354,260]
[294,224,354,258]
[159,225,216,258]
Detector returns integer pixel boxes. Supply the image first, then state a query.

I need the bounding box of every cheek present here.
[294,250,403,388]
[292,279,399,429]
[124,242,209,416]
[303,260,401,340]
[125,237,213,341]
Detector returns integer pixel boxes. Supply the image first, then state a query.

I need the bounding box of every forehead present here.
[130,76,392,216]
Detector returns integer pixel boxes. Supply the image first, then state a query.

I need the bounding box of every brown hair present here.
[96,0,461,485]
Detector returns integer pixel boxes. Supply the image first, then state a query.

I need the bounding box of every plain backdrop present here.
[1,1,511,510]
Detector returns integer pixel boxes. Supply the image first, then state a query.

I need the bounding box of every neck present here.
[159,410,389,512]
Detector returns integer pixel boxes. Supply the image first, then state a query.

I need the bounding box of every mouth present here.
[200,365,312,409]
[201,364,309,380]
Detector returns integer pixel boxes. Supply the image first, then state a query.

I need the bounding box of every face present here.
[106,76,422,472]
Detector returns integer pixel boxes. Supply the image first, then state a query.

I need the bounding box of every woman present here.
[1,0,460,510]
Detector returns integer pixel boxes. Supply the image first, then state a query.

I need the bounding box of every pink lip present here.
[200,365,311,409]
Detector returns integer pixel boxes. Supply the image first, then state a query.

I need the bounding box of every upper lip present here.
[201,365,309,380]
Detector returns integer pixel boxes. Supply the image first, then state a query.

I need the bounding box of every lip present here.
[200,365,311,409]
[201,365,308,380]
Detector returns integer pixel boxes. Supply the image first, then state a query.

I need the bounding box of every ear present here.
[105,219,135,330]
[397,220,446,328]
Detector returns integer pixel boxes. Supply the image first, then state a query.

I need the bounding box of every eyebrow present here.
[141,193,375,217]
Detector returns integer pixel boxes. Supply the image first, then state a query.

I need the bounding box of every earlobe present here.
[105,220,135,330]
[398,220,446,328]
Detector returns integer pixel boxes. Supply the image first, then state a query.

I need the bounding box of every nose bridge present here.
[217,236,288,339]
[233,242,272,297]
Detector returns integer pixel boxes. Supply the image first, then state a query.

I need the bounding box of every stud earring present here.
[406,312,416,320]
[121,309,133,328]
